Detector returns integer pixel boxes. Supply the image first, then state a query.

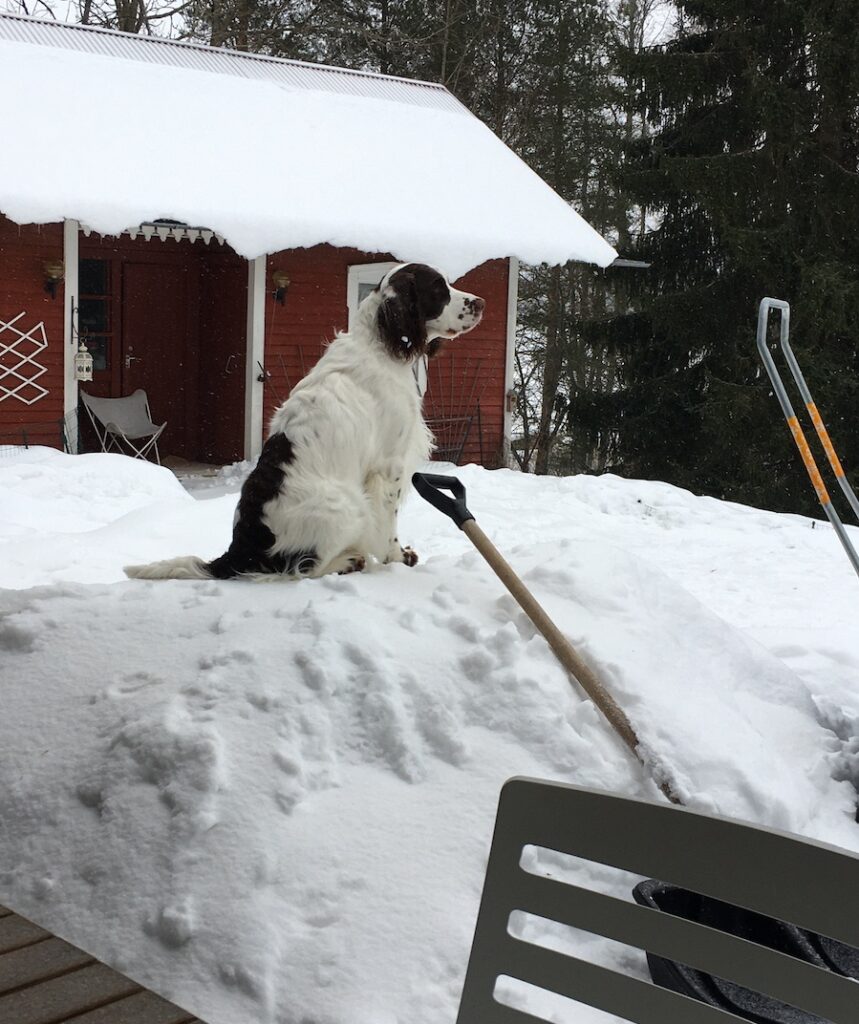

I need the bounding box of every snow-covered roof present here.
[0,12,617,276]
[0,12,467,111]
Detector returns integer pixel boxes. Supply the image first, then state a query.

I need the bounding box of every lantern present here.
[75,342,93,382]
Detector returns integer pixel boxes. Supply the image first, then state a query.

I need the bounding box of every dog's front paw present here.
[402,547,419,567]
[338,555,366,575]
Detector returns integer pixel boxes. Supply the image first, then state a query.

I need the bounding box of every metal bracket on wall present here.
[756,297,859,579]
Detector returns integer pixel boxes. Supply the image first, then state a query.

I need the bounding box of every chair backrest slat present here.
[512,873,857,1021]
[493,780,859,945]
[457,778,859,1024]
[483,999,559,1024]
[461,935,752,1023]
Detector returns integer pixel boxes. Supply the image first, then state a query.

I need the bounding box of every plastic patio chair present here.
[80,389,166,464]
[456,778,859,1024]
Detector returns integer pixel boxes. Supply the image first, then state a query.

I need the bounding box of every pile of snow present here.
[1,448,858,1024]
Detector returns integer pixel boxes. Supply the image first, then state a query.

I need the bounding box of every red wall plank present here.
[0,216,65,447]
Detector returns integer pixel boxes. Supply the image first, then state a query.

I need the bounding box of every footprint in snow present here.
[0,619,37,653]
[245,688,282,712]
[410,684,470,766]
[397,608,417,632]
[446,613,481,643]
[341,640,381,673]
[274,599,324,637]
[272,746,307,814]
[198,649,255,669]
[96,697,227,837]
[361,685,426,783]
[293,648,331,693]
[104,671,165,699]
[271,704,339,814]
[218,961,265,1001]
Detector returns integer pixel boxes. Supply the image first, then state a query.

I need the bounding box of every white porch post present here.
[63,219,80,453]
[244,255,266,462]
[503,255,519,468]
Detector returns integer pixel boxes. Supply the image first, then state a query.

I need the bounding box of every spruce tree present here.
[597,0,859,514]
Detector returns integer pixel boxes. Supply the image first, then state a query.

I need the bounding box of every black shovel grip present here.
[411,473,474,528]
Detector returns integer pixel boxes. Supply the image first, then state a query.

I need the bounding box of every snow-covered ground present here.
[1,448,858,1024]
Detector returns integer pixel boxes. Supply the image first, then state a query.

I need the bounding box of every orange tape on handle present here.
[787,416,831,505]
[806,403,846,479]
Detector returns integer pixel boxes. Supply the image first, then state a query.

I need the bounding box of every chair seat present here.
[104,421,165,441]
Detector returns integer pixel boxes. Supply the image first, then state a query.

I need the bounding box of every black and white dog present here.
[125,264,484,581]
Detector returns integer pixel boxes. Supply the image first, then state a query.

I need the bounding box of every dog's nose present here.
[470,297,485,314]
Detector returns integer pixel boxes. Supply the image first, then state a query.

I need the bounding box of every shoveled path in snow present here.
[1,451,858,1024]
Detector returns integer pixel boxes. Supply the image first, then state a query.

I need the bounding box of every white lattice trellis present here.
[0,311,50,405]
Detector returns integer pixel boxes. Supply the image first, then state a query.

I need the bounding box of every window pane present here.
[79,298,109,334]
[85,336,109,373]
[79,259,109,296]
[358,281,378,304]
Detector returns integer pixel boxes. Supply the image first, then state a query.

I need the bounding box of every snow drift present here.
[1,449,858,1024]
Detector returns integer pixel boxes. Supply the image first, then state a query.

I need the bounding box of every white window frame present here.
[347,261,398,331]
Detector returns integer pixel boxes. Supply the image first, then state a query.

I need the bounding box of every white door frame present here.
[63,219,80,452]
[244,255,266,461]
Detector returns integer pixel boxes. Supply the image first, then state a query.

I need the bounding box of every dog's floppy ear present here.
[378,271,425,359]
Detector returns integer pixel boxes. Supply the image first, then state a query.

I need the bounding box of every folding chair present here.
[80,390,166,464]
[457,778,859,1023]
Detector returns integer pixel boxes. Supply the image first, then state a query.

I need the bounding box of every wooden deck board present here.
[0,906,207,1024]
[0,936,93,995]
[0,914,52,953]
[61,989,199,1023]
[0,961,140,1024]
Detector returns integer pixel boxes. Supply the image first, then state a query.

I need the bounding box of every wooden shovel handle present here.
[462,519,682,805]
[411,473,682,804]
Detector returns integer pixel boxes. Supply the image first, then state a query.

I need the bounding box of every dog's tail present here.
[124,555,212,580]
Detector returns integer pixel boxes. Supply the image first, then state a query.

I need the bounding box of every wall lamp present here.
[43,259,65,299]
[272,269,290,306]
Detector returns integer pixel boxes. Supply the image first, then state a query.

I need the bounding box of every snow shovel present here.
[411,472,682,805]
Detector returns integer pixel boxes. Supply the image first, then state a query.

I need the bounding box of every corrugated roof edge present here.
[0,11,470,113]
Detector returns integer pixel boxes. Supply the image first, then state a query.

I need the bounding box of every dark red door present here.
[122,262,197,459]
[198,260,247,464]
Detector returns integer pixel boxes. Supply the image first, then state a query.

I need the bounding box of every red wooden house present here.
[0,13,616,468]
